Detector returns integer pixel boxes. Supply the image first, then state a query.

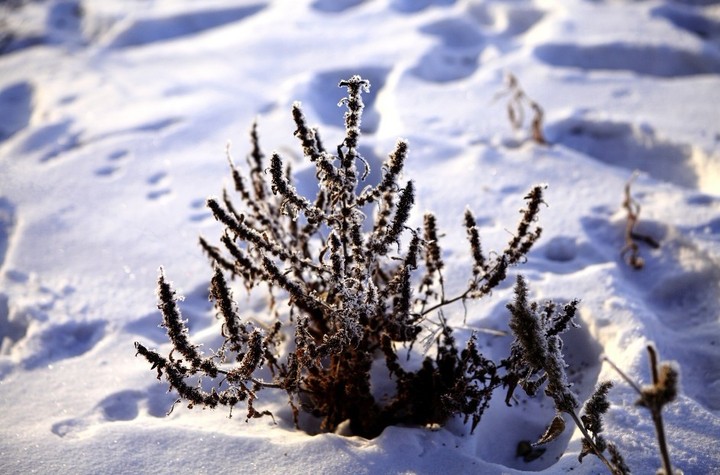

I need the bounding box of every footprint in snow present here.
[188,198,212,223]
[390,0,456,14]
[125,117,182,135]
[147,171,168,186]
[51,384,178,438]
[0,81,34,142]
[54,284,220,438]
[0,272,87,366]
[106,4,267,49]
[311,0,366,13]
[93,117,183,143]
[661,329,720,411]
[146,189,172,201]
[644,241,720,330]
[0,200,25,357]
[94,149,130,178]
[528,234,610,275]
[0,197,15,272]
[651,4,720,47]
[16,119,83,163]
[20,320,107,370]
[0,293,31,359]
[546,117,717,194]
[410,17,484,83]
[583,207,720,412]
[98,385,177,422]
[45,0,83,46]
[581,213,720,332]
[146,171,172,201]
[93,118,181,179]
[409,0,548,84]
[533,41,720,77]
[53,282,216,439]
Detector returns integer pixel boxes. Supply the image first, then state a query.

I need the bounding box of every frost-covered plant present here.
[505,276,629,475]
[134,76,594,443]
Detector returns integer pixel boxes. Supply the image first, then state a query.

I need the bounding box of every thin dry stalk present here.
[604,345,680,475]
[620,174,660,270]
[494,72,547,145]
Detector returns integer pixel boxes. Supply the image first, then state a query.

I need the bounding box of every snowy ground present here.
[1,0,719,473]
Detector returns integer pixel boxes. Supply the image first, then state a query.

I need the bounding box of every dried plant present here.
[605,345,681,475]
[134,75,551,439]
[494,72,547,145]
[621,173,660,270]
[505,276,630,474]
[577,381,631,474]
[134,76,628,475]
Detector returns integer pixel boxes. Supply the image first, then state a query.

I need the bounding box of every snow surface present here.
[1,0,719,473]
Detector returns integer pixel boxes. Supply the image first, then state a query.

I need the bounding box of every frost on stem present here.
[574,381,630,475]
[606,345,681,475]
[505,275,578,413]
[579,381,613,461]
[135,75,571,442]
[134,269,276,422]
[505,278,631,475]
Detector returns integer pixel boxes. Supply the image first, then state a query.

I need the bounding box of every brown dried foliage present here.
[495,72,547,145]
[620,174,660,270]
[133,76,605,449]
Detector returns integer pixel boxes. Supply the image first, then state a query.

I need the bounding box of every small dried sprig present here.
[608,443,632,475]
[269,152,321,222]
[464,209,486,277]
[494,72,547,145]
[579,381,613,461]
[419,213,445,305]
[620,174,660,270]
[504,186,544,266]
[505,275,578,413]
[211,265,247,355]
[292,102,325,164]
[156,269,218,377]
[605,345,681,475]
[574,381,630,474]
[358,139,408,206]
[338,75,369,160]
[134,269,279,422]
[505,278,630,475]
[420,186,545,320]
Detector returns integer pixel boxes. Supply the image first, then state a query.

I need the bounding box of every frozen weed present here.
[620,173,660,270]
[494,72,547,145]
[135,76,642,475]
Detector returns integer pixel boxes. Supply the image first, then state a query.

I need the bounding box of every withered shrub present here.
[136,75,581,441]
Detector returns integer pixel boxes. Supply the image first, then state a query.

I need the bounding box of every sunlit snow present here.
[1,1,719,474]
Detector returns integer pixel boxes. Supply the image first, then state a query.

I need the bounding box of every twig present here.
[566,410,624,475]
[494,72,547,145]
[620,173,660,270]
[604,345,680,475]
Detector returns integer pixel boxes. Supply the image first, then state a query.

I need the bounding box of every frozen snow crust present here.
[1,0,719,474]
